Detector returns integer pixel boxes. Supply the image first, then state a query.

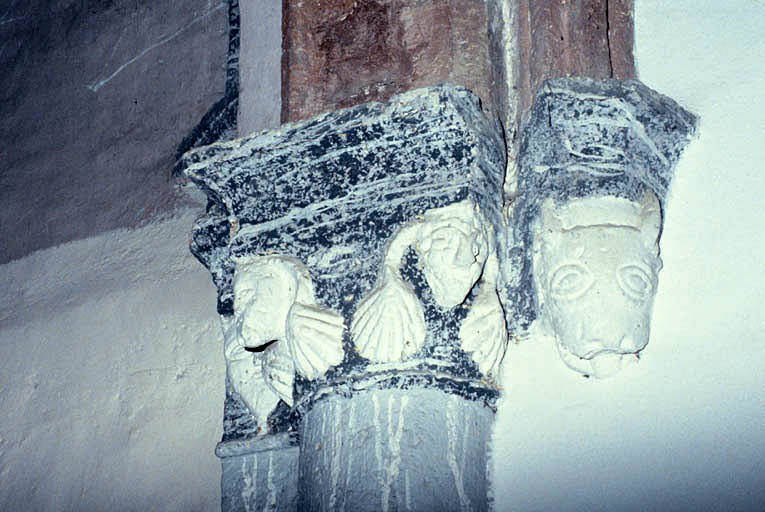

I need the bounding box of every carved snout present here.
[577,334,644,359]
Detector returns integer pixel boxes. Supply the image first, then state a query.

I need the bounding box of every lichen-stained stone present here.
[281,0,493,123]
[184,85,505,440]
[504,77,697,377]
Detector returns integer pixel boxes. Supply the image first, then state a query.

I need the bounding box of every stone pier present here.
[184,85,506,511]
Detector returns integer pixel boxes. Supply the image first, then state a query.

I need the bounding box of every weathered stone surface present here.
[0,0,229,263]
[298,388,492,512]
[486,0,516,143]
[516,0,636,123]
[217,433,299,512]
[503,77,697,335]
[281,0,494,123]
[184,85,505,440]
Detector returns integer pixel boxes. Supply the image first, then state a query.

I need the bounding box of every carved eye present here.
[617,265,654,301]
[549,263,594,300]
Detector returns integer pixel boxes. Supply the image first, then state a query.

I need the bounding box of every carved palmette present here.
[286,302,345,380]
[351,200,509,380]
[351,265,427,362]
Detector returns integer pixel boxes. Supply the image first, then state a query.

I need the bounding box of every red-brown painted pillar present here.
[516,0,636,121]
[281,0,496,123]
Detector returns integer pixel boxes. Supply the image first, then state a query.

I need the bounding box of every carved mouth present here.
[579,341,611,360]
[577,339,640,360]
[582,347,626,361]
[555,340,635,378]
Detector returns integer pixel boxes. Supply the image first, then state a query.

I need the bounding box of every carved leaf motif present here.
[285,302,345,381]
[459,286,508,380]
[262,341,295,406]
[351,267,426,362]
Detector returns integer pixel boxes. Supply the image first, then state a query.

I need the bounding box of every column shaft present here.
[298,389,492,512]
[217,434,299,512]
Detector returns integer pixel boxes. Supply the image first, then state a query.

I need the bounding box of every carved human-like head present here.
[232,256,313,348]
[533,193,663,378]
[417,201,490,308]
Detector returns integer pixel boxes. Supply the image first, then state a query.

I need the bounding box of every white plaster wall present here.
[491,1,765,509]
[0,208,225,511]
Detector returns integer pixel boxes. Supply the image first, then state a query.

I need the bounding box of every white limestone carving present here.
[533,192,663,378]
[286,302,346,381]
[352,264,427,362]
[262,340,295,406]
[352,200,494,364]
[222,315,284,430]
[459,251,507,380]
[416,201,490,308]
[226,256,345,421]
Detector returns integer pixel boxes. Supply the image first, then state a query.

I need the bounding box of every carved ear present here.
[288,259,317,305]
[534,199,564,264]
[537,198,564,235]
[638,191,662,249]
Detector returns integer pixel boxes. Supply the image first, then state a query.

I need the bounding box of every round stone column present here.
[216,433,299,512]
[298,389,492,512]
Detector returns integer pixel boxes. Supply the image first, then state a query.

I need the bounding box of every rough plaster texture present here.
[0,0,228,263]
[491,0,765,509]
[299,389,492,512]
[281,0,494,123]
[0,209,224,511]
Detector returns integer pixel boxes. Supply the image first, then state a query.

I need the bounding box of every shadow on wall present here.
[0,0,229,264]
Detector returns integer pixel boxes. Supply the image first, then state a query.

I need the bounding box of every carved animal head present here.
[533,192,663,377]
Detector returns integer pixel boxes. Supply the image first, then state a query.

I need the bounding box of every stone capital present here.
[185,85,506,510]
[185,82,505,437]
[504,77,698,377]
